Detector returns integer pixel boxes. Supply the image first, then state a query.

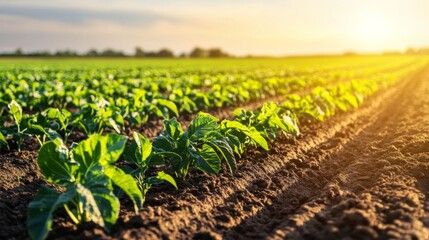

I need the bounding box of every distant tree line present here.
[0,47,232,58]
[403,47,429,55]
[2,46,429,58]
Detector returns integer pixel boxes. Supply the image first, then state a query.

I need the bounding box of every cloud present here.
[0,3,181,26]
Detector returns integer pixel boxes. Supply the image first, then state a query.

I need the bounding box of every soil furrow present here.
[262,66,429,239]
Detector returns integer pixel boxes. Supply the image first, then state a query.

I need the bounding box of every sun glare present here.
[355,12,392,44]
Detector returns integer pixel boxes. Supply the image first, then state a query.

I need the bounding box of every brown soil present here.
[1,66,428,240]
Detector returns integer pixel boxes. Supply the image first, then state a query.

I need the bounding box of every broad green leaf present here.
[163,118,183,140]
[156,171,178,189]
[156,151,182,163]
[281,115,300,135]
[27,185,75,240]
[342,93,359,108]
[221,119,249,132]
[334,100,348,111]
[156,99,179,117]
[148,152,166,165]
[206,137,237,173]
[8,100,22,124]
[225,132,243,156]
[269,114,299,136]
[76,183,105,228]
[182,96,197,113]
[258,102,277,122]
[191,144,221,174]
[45,108,65,123]
[149,105,164,118]
[72,134,127,173]
[27,124,45,136]
[104,165,143,212]
[91,191,119,231]
[124,132,152,166]
[232,108,246,117]
[84,176,119,230]
[108,118,121,133]
[0,132,7,147]
[187,112,218,142]
[38,139,75,185]
[152,135,175,152]
[247,127,269,150]
[221,120,268,150]
[44,128,62,141]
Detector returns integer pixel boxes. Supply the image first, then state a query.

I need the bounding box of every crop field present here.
[1,55,429,239]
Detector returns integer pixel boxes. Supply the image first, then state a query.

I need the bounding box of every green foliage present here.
[28,134,142,240]
[73,99,124,136]
[282,94,325,122]
[7,100,26,151]
[153,113,238,178]
[233,102,300,141]
[5,57,426,239]
[282,79,384,123]
[123,132,177,195]
[0,131,9,150]
[218,120,268,157]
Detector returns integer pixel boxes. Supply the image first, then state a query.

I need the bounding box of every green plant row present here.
[1,61,425,153]
[0,58,419,128]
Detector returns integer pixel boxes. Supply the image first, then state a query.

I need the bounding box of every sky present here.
[0,0,428,56]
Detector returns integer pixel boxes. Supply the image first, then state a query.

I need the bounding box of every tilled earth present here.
[1,67,429,240]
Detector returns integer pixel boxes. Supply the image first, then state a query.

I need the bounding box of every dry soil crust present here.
[1,66,428,240]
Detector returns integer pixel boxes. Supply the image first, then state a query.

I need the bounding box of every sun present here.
[355,12,392,43]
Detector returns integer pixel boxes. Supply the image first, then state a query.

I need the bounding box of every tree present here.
[135,47,145,57]
[100,48,125,57]
[189,47,207,58]
[14,48,23,56]
[157,48,174,58]
[55,49,78,57]
[85,49,99,57]
[208,48,228,58]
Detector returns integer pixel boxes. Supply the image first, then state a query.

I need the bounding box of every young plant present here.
[150,98,179,119]
[123,132,177,195]
[72,99,124,136]
[23,108,72,146]
[233,102,299,141]
[38,108,73,142]
[130,90,178,124]
[153,112,236,179]
[27,134,142,240]
[7,100,26,151]
[218,120,269,158]
[282,94,325,122]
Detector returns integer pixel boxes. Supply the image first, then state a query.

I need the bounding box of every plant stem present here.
[64,204,80,225]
